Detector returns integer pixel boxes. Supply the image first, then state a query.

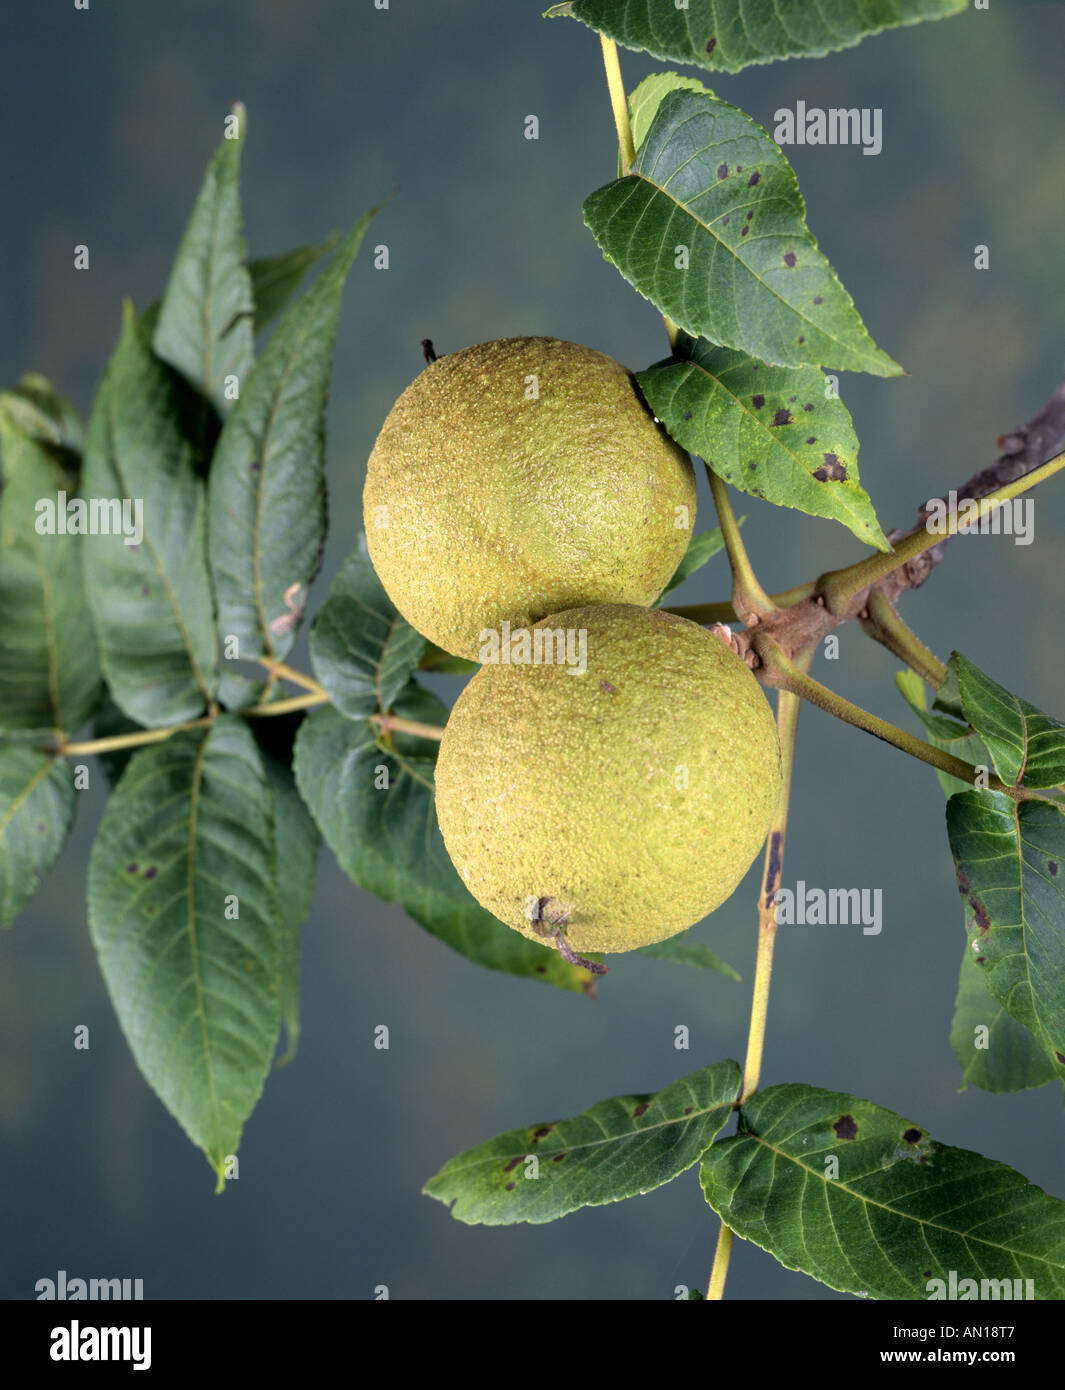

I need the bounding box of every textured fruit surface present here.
[363,338,696,660]
[435,604,781,954]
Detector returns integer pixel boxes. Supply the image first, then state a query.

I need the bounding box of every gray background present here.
[2,0,1064,1300]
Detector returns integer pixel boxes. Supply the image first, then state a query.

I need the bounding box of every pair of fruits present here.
[363,337,781,957]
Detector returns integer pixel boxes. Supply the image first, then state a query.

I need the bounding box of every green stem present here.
[862,589,948,689]
[666,581,817,626]
[370,712,445,742]
[246,692,328,716]
[821,449,1065,615]
[706,1225,734,1301]
[706,664,807,1301]
[754,633,1016,795]
[257,657,328,698]
[707,468,776,622]
[599,35,636,172]
[61,718,213,756]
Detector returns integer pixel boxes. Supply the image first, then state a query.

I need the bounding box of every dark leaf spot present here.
[683,411,693,421]
[813,295,823,306]
[505,1181,516,1191]
[741,226,749,237]
[126,863,139,873]
[1056,1053,1065,1066]
[633,1103,650,1118]
[783,252,797,268]
[706,36,716,54]
[970,896,991,931]
[535,965,546,973]
[251,461,261,472]
[803,403,815,412]
[599,680,617,694]
[717,162,728,180]
[797,336,805,344]
[722,215,730,226]
[747,171,761,186]
[1049,861,1059,877]
[144,866,157,880]
[751,394,766,409]
[923,1269,933,1279]
[833,1114,858,1140]
[806,437,817,445]
[504,1155,522,1173]
[552,1153,567,1162]
[746,211,754,221]
[771,408,792,427]
[532,1126,551,1141]
[736,165,743,173]
[684,1107,693,1115]
[812,453,847,483]
[748,462,757,470]
[141,586,150,596]
[976,956,985,965]
[902,1128,922,1144]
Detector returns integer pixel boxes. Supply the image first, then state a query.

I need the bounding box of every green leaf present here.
[636,931,740,980]
[552,0,967,75]
[951,945,1057,1094]
[654,525,726,603]
[256,723,319,1065]
[624,72,714,175]
[895,669,985,798]
[639,337,888,549]
[701,1082,1065,1299]
[0,747,75,927]
[951,652,1065,790]
[153,103,254,416]
[583,89,902,376]
[207,209,380,663]
[293,688,596,994]
[309,540,426,720]
[87,717,280,1187]
[249,232,341,333]
[946,790,1065,1084]
[894,671,1051,1091]
[424,1060,741,1225]
[0,417,102,733]
[0,374,84,453]
[82,304,218,726]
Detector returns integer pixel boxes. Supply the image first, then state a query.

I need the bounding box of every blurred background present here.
[2,0,1064,1301]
